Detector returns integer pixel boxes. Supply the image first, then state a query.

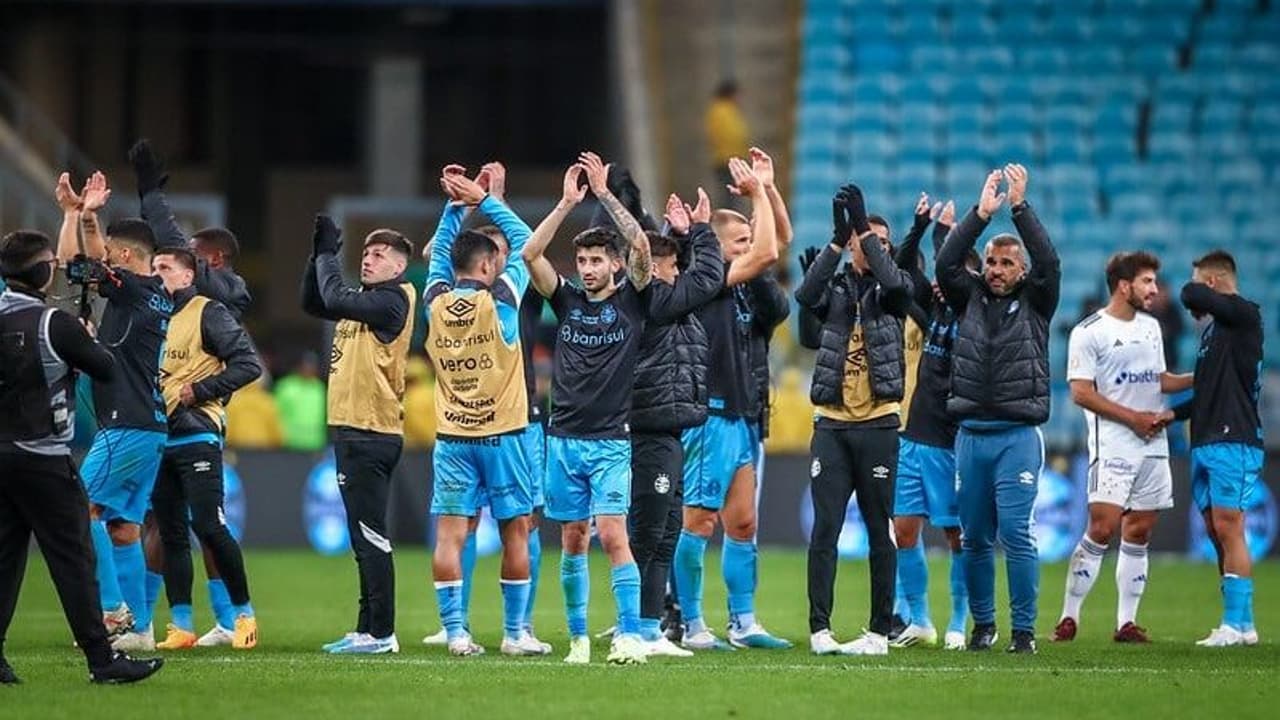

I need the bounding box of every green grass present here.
[3,549,1278,719]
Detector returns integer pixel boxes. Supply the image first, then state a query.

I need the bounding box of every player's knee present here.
[682,509,716,538]
[1210,512,1243,539]
[561,522,590,554]
[107,521,141,545]
[724,517,756,541]
[1085,520,1115,546]
[596,523,629,555]
[894,518,922,548]
[943,527,963,552]
[996,523,1033,553]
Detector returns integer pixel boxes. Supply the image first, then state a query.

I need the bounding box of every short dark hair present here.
[1193,249,1236,277]
[106,218,157,257]
[191,227,239,259]
[714,79,739,99]
[647,231,679,259]
[450,230,498,273]
[0,230,53,276]
[155,247,197,272]
[364,229,414,259]
[473,224,508,251]
[867,214,892,241]
[572,227,622,258]
[1105,251,1161,293]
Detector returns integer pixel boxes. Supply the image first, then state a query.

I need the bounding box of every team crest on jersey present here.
[654,473,670,494]
[599,304,617,325]
[810,458,822,478]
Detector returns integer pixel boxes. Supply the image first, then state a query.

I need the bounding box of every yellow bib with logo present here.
[425,288,527,437]
[161,295,226,430]
[900,316,924,429]
[327,283,416,435]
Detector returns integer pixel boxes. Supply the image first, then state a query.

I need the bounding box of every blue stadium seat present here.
[1101,164,1146,195]
[898,77,938,104]
[1150,101,1194,133]
[1130,44,1178,78]
[852,76,897,105]
[1198,15,1245,45]
[1199,130,1249,159]
[1045,136,1090,164]
[855,42,904,71]
[1192,43,1234,73]
[1045,9,1095,43]
[908,45,958,72]
[1148,132,1195,163]
[994,135,1038,166]
[1094,15,1147,45]
[851,10,897,39]
[1021,47,1069,75]
[1154,73,1203,105]
[948,13,996,40]
[1075,46,1125,74]
[997,11,1042,45]
[961,46,1014,72]
[901,8,942,38]
[1239,42,1280,72]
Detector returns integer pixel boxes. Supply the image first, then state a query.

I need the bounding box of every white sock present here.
[1061,536,1107,621]
[1115,540,1149,629]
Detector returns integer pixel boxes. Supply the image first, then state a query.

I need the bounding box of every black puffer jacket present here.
[795,233,912,408]
[935,203,1060,425]
[631,223,724,433]
[747,271,790,437]
[166,286,263,438]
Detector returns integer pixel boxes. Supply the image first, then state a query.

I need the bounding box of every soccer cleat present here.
[606,634,649,665]
[112,625,155,653]
[421,628,448,646]
[728,623,793,649]
[1006,630,1038,654]
[102,604,135,641]
[886,614,908,642]
[323,632,364,653]
[647,636,694,658]
[89,651,163,685]
[810,629,846,656]
[1051,617,1077,642]
[681,628,735,651]
[331,634,399,655]
[1242,629,1260,646]
[661,604,683,643]
[1196,625,1244,647]
[501,633,549,657]
[156,624,197,650]
[233,615,258,650]
[196,625,235,647]
[447,634,486,657]
[0,657,19,685]
[944,631,967,651]
[840,631,889,656]
[890,624,938,648]
[968,624,999,651]
[524,629,553,655]
[563,635,591,664]
[1113,622,1150,644]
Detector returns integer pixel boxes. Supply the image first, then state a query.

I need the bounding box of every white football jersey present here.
[1067,310,1168,460]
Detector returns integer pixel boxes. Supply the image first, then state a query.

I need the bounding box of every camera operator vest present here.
[0,290,75,453]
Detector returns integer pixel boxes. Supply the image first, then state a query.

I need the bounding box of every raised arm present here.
[937,171,1003,311]
[54,173,83,263]
[724,157,779,287]
[861,232,913,318]
[932,200,955,256]
[894,193,936,314]
[1005,164,1059,319]
[523,164,587,298]
[130,140,187,250]
[747,147,793,253]
[309,214,407,334]
[300,258,337,321]
[580,151,650,290]
[646,190,724,322]
[1180,283,1259,327]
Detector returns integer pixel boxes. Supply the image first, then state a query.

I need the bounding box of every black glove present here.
[798,246,821,275]
[832,190,852,247]
[127,139,169,196]
[912,204,931,234]
[840,183,871,236]
[313,214,342,257]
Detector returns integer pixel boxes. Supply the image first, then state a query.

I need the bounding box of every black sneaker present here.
[661,604,684,643]
[0,657,20,685]
[1006,630,1038,655]
[968,623,999,651]
[89,652,163,685]
[887,614,909,642]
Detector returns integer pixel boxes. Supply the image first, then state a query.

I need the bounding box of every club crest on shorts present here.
[654,473,670,494]
[810,458,822,478]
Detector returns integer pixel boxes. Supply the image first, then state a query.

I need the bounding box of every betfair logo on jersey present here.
[1114,369,1159,385]
[443,297,477,327]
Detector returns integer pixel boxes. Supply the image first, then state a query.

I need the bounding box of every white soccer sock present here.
[1061,536,1107,621]
[1115,540,1149,629]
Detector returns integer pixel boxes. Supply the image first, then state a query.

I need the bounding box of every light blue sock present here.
[144,570,164,619]
[460,532,477,623]
[171,603,194,632]
[610,562,641,636]
[894,570,910,621]
[640,617,662,642]
[722,537,757,631]
[1243,578,1255,632]
[674,531,708,634]
[524,527,541,629]
[947,548,969,634]
[435,581,465,640]
[207,579,235,629]
[232,602,254,619]
[1223,575,1250,631]
[90,521,122,611]
[898,544,931,628]
[561,552,589,638]
[500,579,531,641]
[114,541,149,630]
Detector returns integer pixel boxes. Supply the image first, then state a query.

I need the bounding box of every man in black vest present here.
[0,230,163,685]
[935,165,1060,655]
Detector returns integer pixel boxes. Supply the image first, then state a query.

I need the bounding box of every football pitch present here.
[4,549,1277,719]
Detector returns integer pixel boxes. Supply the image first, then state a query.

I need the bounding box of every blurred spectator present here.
[403,356,437,448]
[226,376,284,449]
[274,352,328,451]
[765,367,814,453]
[1149,281,1185,371]
[705,79,750,209]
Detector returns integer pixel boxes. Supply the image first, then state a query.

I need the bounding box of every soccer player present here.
[1053,252,1192,643]
[796,184,911,656]
[522,152,652,665]
[891,196,973,650]
[935,165,1060,654]
[423,164,544,657]
[674,153,789,651]
[1174,250,1264,647]
[149,248,262,651]
[302,217,415,655]
[628,189,723,657]
[55,171,173,652]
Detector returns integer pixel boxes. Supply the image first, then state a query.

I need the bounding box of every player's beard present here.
[1127,287,1149,312]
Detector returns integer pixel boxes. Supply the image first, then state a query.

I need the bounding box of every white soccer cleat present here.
[196,624,235,647]
[111,625,155,653]
[646,636,694,658]
[944,630,967,651]
[501,633,551,657]
[102,604,135,641]
[563,635,591,664]
[524,630,553,655]
[1242,629,1260,646]
[839,631,889,656]
[447,634,485,657]
[421,628,448,646]
[681,629,734,651]
[810,629,847,656]
[606,634,649,665]
[890,624,938,648]
[1196,625,1244,647]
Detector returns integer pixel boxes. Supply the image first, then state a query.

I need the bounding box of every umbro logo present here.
[872,465,890,479]
[193,460,213,473]
[606,491,624,503]
[1018,471,1036,485]
[445,296,476,319]
[336,472,347,487]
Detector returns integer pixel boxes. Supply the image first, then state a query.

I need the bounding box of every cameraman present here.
[56,172,173,652]
[0,230,163,685]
